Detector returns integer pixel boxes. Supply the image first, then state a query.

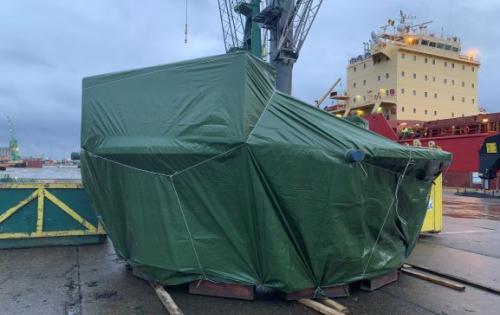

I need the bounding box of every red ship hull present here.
[367,113,500,188]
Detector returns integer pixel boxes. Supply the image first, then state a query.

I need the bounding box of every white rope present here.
[172,145,244,177]
[170,177,207,280]
[359,162,368,177]
[246,91,276,142]
[361,149,413,278]
[84,145,242,179]
[86,150,172,178]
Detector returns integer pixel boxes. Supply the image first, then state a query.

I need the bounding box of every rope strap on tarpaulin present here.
[361,149,414,278]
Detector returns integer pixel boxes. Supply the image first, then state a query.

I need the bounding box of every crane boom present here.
[218,0,245,52]
[315,78,341,108]
[217,0,324,95]
[267,0,323,94]
[276,0,323,61]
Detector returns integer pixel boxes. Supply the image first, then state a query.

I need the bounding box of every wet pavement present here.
[444,191,500,221]
[1,192,500,314]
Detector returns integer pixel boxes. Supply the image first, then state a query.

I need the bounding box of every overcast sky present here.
[1,0,499,159]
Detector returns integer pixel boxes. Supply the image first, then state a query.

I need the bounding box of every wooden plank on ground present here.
[321,298,349,314]
[151,283,184,315]
[401,268,465,291]
[298,299,345,315]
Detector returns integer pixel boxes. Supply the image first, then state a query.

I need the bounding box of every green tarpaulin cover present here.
[81,52,450,294]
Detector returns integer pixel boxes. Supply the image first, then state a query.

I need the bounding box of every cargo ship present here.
[325,12,498,189]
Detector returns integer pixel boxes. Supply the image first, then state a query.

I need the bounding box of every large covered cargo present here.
[81,52,450,295]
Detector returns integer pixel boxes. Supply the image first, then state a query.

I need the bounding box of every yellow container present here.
[421,174,443,233]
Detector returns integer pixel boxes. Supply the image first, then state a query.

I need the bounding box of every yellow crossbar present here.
[0,190,38,224]
[0,229,105,240]
[44,190,97,232]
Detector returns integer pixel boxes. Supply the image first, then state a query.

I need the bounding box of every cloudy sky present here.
[1,0,499,159]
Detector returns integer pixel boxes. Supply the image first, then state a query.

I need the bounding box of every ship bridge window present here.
[437,43,444,49]
[421,39,429,45]
[452,47,459,52]
[429,42,437,48]
[445,45,452,51]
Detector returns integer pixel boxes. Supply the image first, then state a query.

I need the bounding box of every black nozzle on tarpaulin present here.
[345,149,366,163]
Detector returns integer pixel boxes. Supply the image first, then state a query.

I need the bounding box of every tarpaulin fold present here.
[81,52,451,294]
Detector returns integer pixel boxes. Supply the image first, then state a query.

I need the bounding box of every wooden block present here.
[360,270,399,291]
[188,280,255,300]
[285,285,350,300]
[323,285,350,298]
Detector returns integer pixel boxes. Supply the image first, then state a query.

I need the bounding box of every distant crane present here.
[6,116,19,161]
[315,78,341,108]
[217,0,324,95]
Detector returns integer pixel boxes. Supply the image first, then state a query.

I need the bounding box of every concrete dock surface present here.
[1,191,500,314]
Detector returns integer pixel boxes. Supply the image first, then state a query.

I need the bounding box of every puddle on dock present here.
[444,194,500,221]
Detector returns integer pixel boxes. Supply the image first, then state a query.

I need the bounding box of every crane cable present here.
[184,0,188,44]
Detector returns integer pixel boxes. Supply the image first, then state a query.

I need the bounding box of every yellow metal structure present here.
[0,183,105,242]
[421,174,443,233]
